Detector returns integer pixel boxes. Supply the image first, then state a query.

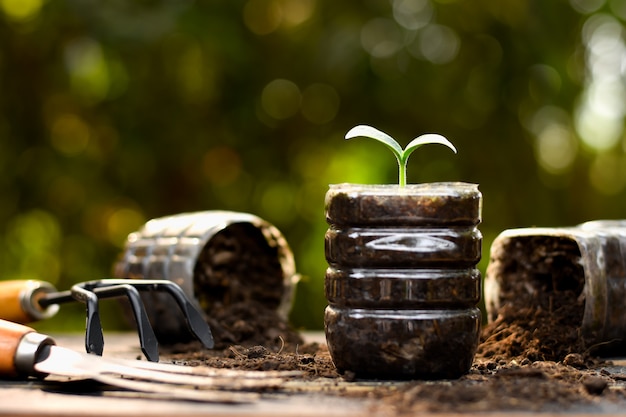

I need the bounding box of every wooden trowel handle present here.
[0,280,59,323]
[0,319,55,378]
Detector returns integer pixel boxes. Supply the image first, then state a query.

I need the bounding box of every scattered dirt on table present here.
[165,341,339,380]
[162,292,626,415]
[161,233,626,414]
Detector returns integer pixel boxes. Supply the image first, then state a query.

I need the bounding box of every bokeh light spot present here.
[535,123,578,174]
[570,0,606,14]
[107,207,145,247]
[7,209,60,253]
[0,0,44,22]
[261,79,301,120]
[5,209,61,284]
[392,0,433,30]
[417,24,460,64]
[575,91,624,151]
[64,38,111,103]
[281,0,315,26]
[50,113,91,156]
[361,18,403,58]
[243,0,283,35]
[574,13,626,152]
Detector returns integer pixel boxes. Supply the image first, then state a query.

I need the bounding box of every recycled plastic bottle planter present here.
[484,220,626,352]
[113,211,297,343]
[324,182,483,379]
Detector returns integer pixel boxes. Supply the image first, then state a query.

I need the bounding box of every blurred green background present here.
[1,0,625,332]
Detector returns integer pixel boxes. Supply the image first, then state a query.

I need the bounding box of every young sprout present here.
[345,125,457,187]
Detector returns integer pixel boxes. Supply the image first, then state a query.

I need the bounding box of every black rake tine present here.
[60,278,212,359]
[70,285,105,356]
[153,281,215,349]
[91,279,214,349]
[91,284,159,362]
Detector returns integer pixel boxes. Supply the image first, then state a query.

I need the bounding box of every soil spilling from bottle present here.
[480,234,592,362]
[161,231,626,413]
[191,222,302,351]
[193,223,286,313]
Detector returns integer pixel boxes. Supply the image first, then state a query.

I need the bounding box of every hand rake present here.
[0,279,214,362]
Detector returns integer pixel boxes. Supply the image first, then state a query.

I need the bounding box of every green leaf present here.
[345,125,403,159]
[402,134,457,165]
[344,125,457,187]
[404,134,457,156]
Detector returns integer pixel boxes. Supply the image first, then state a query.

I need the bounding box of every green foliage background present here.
[1,0,625,331]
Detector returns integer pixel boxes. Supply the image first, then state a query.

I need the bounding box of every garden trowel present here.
[0,319,296,403]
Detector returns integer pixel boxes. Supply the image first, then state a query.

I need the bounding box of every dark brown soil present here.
[191,222,301,350]
[161,233,626,413]
[160,287,626,414]
[483,235,589,362]
[194,222,286,315]
[326,183,481,226]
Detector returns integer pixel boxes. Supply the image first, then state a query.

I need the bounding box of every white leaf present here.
[345,125,403,158]
[405,134,457,155]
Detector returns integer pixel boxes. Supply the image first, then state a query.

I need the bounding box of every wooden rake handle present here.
[0,280,59,323]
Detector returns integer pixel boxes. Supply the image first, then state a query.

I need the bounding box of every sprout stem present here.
[345,125,456,187]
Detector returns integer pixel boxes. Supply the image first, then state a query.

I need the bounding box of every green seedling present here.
[345,125,457,187]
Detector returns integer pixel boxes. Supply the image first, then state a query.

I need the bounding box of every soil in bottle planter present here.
[324,182,482,379]
[484,220,626,357]
[114,211,300,349]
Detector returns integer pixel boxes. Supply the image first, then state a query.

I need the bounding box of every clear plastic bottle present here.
[114,211,297,342]
[485,220,626,353]
[324,182,482,379]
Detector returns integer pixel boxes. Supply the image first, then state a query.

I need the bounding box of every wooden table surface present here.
[2,332,626,417]
[0,332,380,417]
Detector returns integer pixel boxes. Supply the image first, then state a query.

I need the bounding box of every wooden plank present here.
[2,333,626,417]
[0,383,373,417]
[0,333,374,417]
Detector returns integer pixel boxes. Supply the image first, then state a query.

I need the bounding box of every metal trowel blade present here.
[33,345,262,403]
